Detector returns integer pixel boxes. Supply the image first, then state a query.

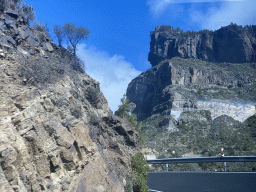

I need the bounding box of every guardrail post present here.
[166,163,168,172]
[221,148,226,172]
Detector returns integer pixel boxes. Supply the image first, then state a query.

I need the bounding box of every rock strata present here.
[127,57,256,121]
[148,24,256,66]
[0,10,141,192]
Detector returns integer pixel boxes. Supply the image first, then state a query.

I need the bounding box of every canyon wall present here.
[148,24,256,67]
[127,58,256,121]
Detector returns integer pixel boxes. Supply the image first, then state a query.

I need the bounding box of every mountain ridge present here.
[148,24,256,67]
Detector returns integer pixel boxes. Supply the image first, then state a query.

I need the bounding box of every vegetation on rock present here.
[115,95,145,145]
[53,24,65,47]
[17,48,85,87]
[141,109,256,172]
[115,95,149,191]
[130,153,150,192]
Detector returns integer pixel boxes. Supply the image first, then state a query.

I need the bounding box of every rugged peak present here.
[148,24,256,67]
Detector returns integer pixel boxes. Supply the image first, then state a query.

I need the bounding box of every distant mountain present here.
[126,24,256,172]
[148,24,256,67]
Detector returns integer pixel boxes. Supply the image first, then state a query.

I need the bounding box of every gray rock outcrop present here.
[0,10,55,58]
[0,9,141,192]
[126,57,256,121]
[148,24,256,67]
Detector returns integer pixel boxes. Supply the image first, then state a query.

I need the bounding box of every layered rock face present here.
[148,24,256,67]
[126,57,256,121]
[0,11,140,192]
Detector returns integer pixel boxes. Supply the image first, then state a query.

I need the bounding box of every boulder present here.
[0,35,16,48]
[18,25,36,39]
[45,42,53,52]
[0,21,7,33]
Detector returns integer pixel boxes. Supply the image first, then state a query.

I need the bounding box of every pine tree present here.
[114,94,131,118]
[115,95,145,146]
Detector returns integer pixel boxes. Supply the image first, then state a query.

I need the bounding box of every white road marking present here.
[149,189,164,192]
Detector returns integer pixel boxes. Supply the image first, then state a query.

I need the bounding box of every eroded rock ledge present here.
[126,58,256,121]
[148,24,256,67]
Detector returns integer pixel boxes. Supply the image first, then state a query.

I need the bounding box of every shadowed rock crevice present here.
[49,159,56,173]
[73,141,83,160]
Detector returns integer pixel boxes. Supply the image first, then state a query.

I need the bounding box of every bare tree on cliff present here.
[53,24,65,47]
[62,22,90,56]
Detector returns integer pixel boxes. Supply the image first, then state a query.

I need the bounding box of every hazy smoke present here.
[77,44,141,112]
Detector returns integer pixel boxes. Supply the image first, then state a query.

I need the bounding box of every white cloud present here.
[76,44,141,112]
[148,0,254,30]
[192,0,256,30]
[147,0,244,17]
[165,0,244,2]
[147,0,171,18]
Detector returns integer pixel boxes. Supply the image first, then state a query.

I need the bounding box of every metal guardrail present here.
[147,156,256,171]
[146,156,256,164]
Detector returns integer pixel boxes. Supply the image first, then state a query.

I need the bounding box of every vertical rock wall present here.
[148,24,256,67]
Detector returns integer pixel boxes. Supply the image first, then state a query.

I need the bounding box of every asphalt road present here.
[147,171,256,192]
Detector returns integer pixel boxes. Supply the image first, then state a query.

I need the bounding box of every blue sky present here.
[24,0,255,112]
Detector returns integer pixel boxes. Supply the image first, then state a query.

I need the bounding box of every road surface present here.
[147,171,256,192]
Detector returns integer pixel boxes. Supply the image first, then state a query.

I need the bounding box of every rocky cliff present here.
[126,57,256,171]
[148,24,256,67]
[127,24,256,167]
[0,9,141,192]
[127,57,256,121]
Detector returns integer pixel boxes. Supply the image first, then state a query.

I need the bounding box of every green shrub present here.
[247,115,256,138]
[89,112,98,125]
[85,86,101,108]
[116,95,145,146]
[126,172,136,192]
[131,154,149,192]
[17,48,85,88]
[70,106,82,119]
[33,21,49,33]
